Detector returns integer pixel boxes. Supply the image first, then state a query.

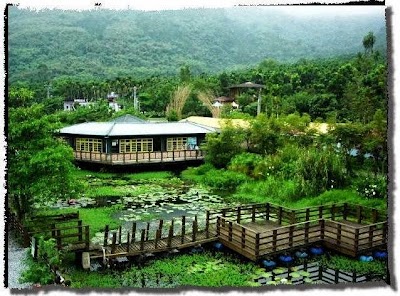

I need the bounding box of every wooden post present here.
[241,227,246,248]
[192,219,197,242]
[158,220,164,231]
[368,225,374,248]
[334,270,340,284]
[161,150,163,162]
[216,217,220,236]
[318,206,323,219]
[228,221,233,242]
[331,204,336,221]
[123,152,126,164]
[167,224,174,248]
[85,225,90,249]
[255,233,260,257]
[266,203,270,221]
[118,226,122,245]
[251,205,256,222]
[146,222,150,241]
[357,206,362,224]
[131,222,136,243]
[111,232,117,254]
[372,209,378,224]
[136,151,138,163]
[272,230,277,252]
[104,225,109,246]
[237,206,241,223]
[319,220,325,240]
[306,208,310,221]
[343,203,348,220]
[78,220,83,241]
[148,151,151,162]
[205,211,210,238]
[382,222,387,243]
[290,210,296,224]
[181,216,186,244]
[337,224,342,246]
[127,232,131,253]
[173,150,175,161]
[354,229,360,253]
[155,229,161,249]
[278,206,283,225]
[184,149,186,160]
[305,222,309,244]
[140,229,145,251]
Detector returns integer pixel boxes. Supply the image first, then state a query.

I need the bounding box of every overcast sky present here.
[12,0,386,16]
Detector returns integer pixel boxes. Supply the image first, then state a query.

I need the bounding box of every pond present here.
[39,172,388,288]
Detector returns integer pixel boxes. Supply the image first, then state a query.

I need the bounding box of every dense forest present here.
[8,6,386,83]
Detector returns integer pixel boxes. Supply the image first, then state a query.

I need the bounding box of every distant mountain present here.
[7,6,387,83]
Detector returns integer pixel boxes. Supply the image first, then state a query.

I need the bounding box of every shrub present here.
[202,169,249,191]
[234,177,301,204]
[294,147,347,196]
[228,152,263,177]
[353,174,387,199]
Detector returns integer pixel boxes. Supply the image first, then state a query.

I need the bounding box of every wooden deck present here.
[25,202,388,266]
[74,150,204,165]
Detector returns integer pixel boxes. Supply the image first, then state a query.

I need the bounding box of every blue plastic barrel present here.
[295,251,308,259]
[310,246,324,256]
[279,255,294,264]
[373,251,388,260]
[261,259,277,269]
[213,242,224,251]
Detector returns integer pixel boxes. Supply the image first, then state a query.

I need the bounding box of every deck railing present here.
[216,216,388,260]
[208,202,386,227]
[73,150,204,165]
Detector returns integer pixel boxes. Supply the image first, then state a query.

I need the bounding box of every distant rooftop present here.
[110,114,148,123]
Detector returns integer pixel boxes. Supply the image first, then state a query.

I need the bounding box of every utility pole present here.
[46,83,52,100]
[257,88,262,115]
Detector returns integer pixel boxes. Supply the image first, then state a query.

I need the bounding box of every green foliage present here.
[234,177,300,204]
[8,104,83,219]
[69,252,260,288]
[248,115,282,155]
[228,153,263,177]
[203,124,245,168]
[21,237,63,285]
[202,169,249,191]
[320,255,387,277]
[353,174,387,200]
[294,148,347,196]
[8,7,386,85]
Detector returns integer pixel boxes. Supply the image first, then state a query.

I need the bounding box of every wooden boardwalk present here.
[24,202,388,266]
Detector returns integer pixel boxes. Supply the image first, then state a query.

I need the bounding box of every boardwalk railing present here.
[74,150,204,165]
[208,202,386,227]
[95,215,217,260]
[216,215,388,260]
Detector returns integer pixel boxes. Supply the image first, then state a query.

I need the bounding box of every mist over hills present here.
[8,6,386,83]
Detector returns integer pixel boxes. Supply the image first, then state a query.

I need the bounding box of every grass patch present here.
[36,205,122,238]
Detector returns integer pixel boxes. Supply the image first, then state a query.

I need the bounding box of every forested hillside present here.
[8,6,386,83]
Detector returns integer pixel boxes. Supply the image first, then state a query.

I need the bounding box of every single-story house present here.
[58,115,217,165]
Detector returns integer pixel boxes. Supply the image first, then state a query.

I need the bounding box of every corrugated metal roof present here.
[59,121,216,137]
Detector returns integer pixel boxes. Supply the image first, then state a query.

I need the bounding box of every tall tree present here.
[8,104,82,219]
[363,31,376,55]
